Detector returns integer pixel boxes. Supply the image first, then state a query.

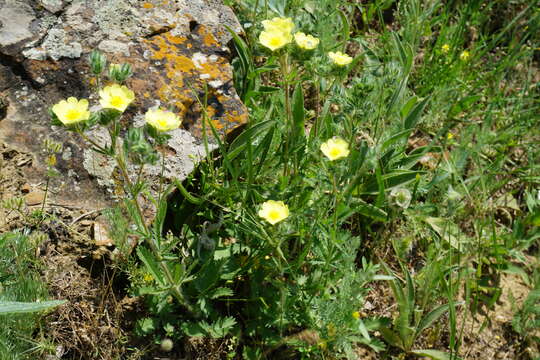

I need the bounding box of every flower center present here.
[268,210,281,221]
[65,109,81,121]
[329,148,341,158]
[269,37,282,47]
[157,118,168,128]
[110,96,124,108]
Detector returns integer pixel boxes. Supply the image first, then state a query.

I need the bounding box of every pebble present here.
[25,190,45,205]
[93,221,113,246]
[20,183,31,193]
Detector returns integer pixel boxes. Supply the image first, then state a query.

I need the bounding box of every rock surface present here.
[0,0,247,211]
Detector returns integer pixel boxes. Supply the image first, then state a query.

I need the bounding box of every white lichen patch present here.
[192,52,207,69]
[208,80,223,88]
[41,28,83,61]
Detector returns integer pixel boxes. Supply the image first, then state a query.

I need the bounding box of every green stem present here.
[79,132,108,154]
[115,150,194,313]
[280,53,292,176]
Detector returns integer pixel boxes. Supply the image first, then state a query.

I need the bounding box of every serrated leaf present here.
[136,247,166,287]
[209,287,233,299]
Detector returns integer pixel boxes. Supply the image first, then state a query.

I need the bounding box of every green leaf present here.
[380,129,412,153]
[351,198,388,222]
[257,85,280,93]
[391,32,413,73]
[363,170,423,194]
[0,300,66,315]
[379,327,404,349]
[136,247,166,287]
[209,287,233,299]
[411,349,462,360]
[417,303,453,335]
[400,96,418,118]
[228,120,275,160]
[423,217,465,249]
[448,95,481,118]
[404,96,430,130]
[358,318,371,340]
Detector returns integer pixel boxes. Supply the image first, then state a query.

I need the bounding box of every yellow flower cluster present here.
[460,50,470,61]
[52,84,182,133]
[257,136,351,225]
[259,17,355,65]
[259,17,321,52]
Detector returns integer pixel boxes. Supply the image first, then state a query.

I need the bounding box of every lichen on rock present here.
[0,0,247,213]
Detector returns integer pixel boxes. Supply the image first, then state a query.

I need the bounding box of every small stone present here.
[93,221,113,246]
[21,183,31,193]
[39,0,64,13]
[25,190,45,205]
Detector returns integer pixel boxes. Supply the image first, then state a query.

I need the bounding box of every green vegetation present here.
[2,0,538,359]
[0,231,61,359]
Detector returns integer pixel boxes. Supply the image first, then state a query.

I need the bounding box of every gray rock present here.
[0,1,35,51]
[22,47,47,60]
[40,0,65,13]
[98,39,131,56]
[0,0,247,215]
[41,28,83,61]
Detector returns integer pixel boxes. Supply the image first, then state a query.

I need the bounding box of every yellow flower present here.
[352,311,361,320]
[328,51,353,66]
[441,44,450,53]
[447,132,454,140]
[145,108,182,132]
[259,29,291,51]
[51,97,91,125]
[320,137,350,161]
[294,32,319,50]
[258,200,289,225]
[143,273,154,282]
[262,17,294,34]
[460,50,470,61]
[99,84,135,112]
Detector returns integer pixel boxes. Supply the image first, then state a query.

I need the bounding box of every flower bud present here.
[390,187,412,209]
[89,50,107,75]
[160,338,174,352]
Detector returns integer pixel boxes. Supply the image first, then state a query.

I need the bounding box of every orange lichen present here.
[165,33,186,45]
[199,26,219,47]
[138,29,246,137]
[142,2,154,9]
